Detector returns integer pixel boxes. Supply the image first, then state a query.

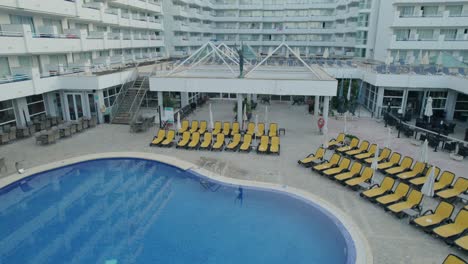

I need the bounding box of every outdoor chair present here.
[245,122,255,135]
[198,121,207,135]
[226,134,241,151]
[177,131,191,149]
[222,122,230,137]
[298,147,325,167]
[256,136,269,154]
[377,152,402,170]
[345,140,370,157]
[151,129,166,146]
[360,177,395,200]
[436,177,468,200]
[396,161,426,181]
[268,123,278,137]
[411,201,454,232]
[187,132,200,149]
[334,162,362,182]
[336,138,359,153]
[256,123,265,138]
[322,157,351,176]
[386,189,423,218]
[231,122,240,137]
[375,182,410,206]
[160,130,175,147]
[212,133,225,151]
[212,121,222,135]
[354,144,377,160]
[239,134,252,152]
[269,136,280,155]
[410,167,441,188]
[384,156,413,176]
[189,120,199,133]
[327,133,345,149]
[454,236,468,252]
[199,132,212,150]
[344,167,374,189]
[312,153,341,172]
[433,171,456,192]
[432,209,468,241]
[179,120,189,134]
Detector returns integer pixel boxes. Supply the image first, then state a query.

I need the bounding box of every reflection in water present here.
[236,187,244,206]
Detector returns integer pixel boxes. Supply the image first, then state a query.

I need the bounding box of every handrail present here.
[128,76,149,123]
[386,111,468,145]
[110,63,139,121]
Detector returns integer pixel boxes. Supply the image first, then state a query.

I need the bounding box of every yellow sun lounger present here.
[384,156,413,176]
[178,120,189,134]
[199,132,212,150]
[231,122,240,137]
[322,157,351,176]
[268,123,278,137]
[334,162,362,181]
[256,123,265,138]
[257,136,269,154]
[328,133,345,149]
[442,254,467,264]
[433,171,456,192]
[410,167,441,188]
[189,120,199,133]
[364,147,391,164]
[354,144,377,160]
[411,201,454,231]
[397,161,426,181]
[212,133,225,151]
[246,122,255,135]
[336,138,359,153]
[270,136,280,155]
[187,132,200,149]
[212,121,222,135]
[345,167,374,188]
[377,152,402,170]
[226,134,241,151]
[198,121,207,135]
[151,129,166,146]
[298,147,326,167]
[454,236,468,251]
[436,177,468,200]
[375,182,410,206]
[177,131,191,148]
[160,130,175,147]
[313,154,341,172]
[345,140,370,156]
[239,134,252,152]
[222,122,230,137]
[360,177,395,200]
[387,189,423,217]
[432,209,468,240]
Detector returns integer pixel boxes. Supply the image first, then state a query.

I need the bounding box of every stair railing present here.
[110,63,140,122]
[127,75,150,123]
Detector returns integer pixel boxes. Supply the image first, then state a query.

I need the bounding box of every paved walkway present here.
[0,101,467,263]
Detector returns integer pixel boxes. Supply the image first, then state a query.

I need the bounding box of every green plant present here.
[163,96,175,108]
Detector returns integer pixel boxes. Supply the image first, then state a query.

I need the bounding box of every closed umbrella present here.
[422,52,430,65]
[436,52,443,66]
[209,104,214,131]
[371,144,379,184]
[322,126,329,149]
[254,114,258,144]
[347,78,352,101]
[243,104,248,130]
[395,50,400,64]
[176,112,182,133]
[264,105,268,124]
[419,139,429,163]
[421,166,436,211]
[343,112,347,134]
[384,127,392,148]
[323,48,329,59]
[385,54,393,65]
[424,97,433,123]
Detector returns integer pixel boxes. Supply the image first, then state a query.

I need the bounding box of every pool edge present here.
[0,151,373,264]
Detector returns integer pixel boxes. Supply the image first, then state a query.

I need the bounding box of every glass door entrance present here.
[66,93,83,121]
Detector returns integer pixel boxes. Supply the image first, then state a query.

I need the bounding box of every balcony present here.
[390,34,468,50]
[393,10,468,27]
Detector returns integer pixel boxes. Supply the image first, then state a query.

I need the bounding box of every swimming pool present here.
[0,157,357,264]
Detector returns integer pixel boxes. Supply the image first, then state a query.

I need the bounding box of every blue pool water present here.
[0,158,355,264]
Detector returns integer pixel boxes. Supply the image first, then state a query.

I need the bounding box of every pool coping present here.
[0,152,373,264]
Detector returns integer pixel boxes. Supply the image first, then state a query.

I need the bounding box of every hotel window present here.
[103,85,121,107]
[26,95,46,117]
[427,91,447,110]
[43,18,63,34]
[454,93,468,120]
[398,6,414,17]
[383,89,404,110]
[10,15,35,32]
[49,54,68,67]
[0,57,11,78]
[446,5,463,16]
[421,6,440,17]
[440,29,457,41]
[0,100,16,126]
[395,29,410,41]
[417,29,434,40]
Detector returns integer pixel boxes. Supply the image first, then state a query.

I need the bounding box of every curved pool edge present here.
[0,152,373,264]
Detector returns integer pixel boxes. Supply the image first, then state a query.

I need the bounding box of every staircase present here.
[111,76,149,124]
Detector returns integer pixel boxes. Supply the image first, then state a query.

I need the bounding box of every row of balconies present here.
[390,34,468,50]
[393,10,468,28]
[0,25,164,55]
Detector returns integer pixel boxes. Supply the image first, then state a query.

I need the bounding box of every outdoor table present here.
[0,133,9,144]
[279,128,286,136]
[358,182,371,190]
[458,193,468,203]
[16,127,30,138]
[402,209,420,221]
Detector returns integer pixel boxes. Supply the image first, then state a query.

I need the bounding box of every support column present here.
[13,97,30,127]
[314,96,320,131]
[157,91,164,124]
[376,87,385,118]
[252,94,257,103]
[401,89,409,113]
[180,92,189,108]
[445,90,458,121]
[323,96,330,130]
[95,90,105,124]
[237,94,243,128]
[43,92,57,117]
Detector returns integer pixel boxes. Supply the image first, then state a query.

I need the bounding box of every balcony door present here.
[66,93,84,121]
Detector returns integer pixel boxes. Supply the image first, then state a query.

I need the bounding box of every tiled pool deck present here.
[1,101,467,263]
